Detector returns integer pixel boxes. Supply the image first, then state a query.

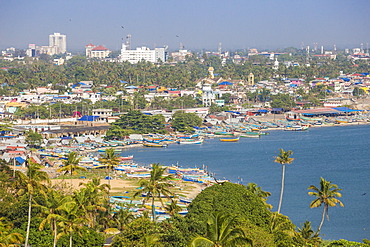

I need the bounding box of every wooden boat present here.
[143,142,168,148]
[219,137,240,142]
[214,131,234,136]
[284,125,308,131]
[240,134,260,138]
[301,116,323,121]
[335,118,349,123]
[120,155,133,160]
[177,139,203,144]
[286,116,301,121]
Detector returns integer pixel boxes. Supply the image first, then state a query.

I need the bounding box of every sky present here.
[1,0,370,52]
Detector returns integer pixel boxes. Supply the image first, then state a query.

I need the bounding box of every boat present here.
[177,139,203,144]
[286,116,301,121]
[301,116,323,121]
[284,125,309,131]
[143,142,168,148]
[240,134,260,138]
[214,131,234,136]
[120,155,134,160]
[219,137,240,142]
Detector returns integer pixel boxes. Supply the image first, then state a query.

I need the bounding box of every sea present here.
[120,124,370,242]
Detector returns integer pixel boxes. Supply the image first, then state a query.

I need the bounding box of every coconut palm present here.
[37,189,71,247]
[98,148,121,190]
[246,182,272,210]
[113,208,135,231]
[274,149,294,214]
[308,177,344,232]
[297,221,322,247]
[15,160,50,247]
[134,163,174,221]
[189,212,253,247]
[56,201,87,247]
[0,218,24,247]
[164,199,182,216]
[57,151,86,188]
[75,178,110,229]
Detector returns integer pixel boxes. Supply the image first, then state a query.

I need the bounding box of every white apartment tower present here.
[49,33,67,54]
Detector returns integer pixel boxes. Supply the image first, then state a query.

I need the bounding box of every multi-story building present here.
[49,33,67,54]
[119,43,166,63]
[85,43,110,58]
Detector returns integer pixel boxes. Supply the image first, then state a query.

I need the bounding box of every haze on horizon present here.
[1,0,369,52]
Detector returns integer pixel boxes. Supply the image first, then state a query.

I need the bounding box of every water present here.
[121,125,370,242]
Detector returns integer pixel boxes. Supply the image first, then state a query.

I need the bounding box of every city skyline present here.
[1,0,370,52]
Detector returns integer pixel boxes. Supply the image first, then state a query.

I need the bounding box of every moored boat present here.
[219,137,240,142]
[143,142,168,148]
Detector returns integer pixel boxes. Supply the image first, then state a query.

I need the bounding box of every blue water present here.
[120,125,370,242]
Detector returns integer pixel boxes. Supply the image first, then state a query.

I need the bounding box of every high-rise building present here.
[49,33,67,54]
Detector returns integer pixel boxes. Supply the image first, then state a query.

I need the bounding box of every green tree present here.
[297,221,321,247]
[134,164,174,221]
[274,149,294,214]
[0,217,24,246]
[55,201,88,247]
[37,189,71,247]
[246,183,272,210]
[98,148,121,190]
[189,212,252,247]
[171,111,202,133]
[15,160,50,247]
[307,177,344,232]
[57,152,86,188]
[25,130,43,148]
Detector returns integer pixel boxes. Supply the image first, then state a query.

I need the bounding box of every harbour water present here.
[122,125,370,242]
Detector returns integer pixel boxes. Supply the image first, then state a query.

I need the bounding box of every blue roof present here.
[120,80,129,83]
[78,115,100,121]
[218,81,233,85]
[125,85,138,89]
[333,107,362,112]
[15,157,25,165]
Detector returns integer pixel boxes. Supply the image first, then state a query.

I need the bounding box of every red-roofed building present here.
[85,44,111,58]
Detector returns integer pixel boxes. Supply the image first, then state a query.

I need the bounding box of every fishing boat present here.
[214,131,234,136]
[286,116,301,122]
[143,142,168,148]
[177,139,203,144]
[219,137,240,142]
[240,134,260,138]
[284,125,308,131]
[120,155,133,160]
[301,116,323,121]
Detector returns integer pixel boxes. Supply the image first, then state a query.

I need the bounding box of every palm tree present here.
[56,201,87,247]
[297,221,322,247]
[37,189,71,247]
[15,160,50,247]
[113,208,135,231]
[98,148,121,189]
[134,163,174,221]
[75,178,110,229]
[189,212,253,247]
[57,152,86,189]
[274,149,294,214]
[164,200,182,216]
[0,218,24,247]
[307,177,344,232]
[246,183,272,210]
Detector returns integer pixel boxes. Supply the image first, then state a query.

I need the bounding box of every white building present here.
[202,83,216,107]
[120,44,166,63]
[85,43,110,58]
[49,33,67,54]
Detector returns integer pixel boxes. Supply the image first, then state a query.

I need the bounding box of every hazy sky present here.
[1,0,370,51]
